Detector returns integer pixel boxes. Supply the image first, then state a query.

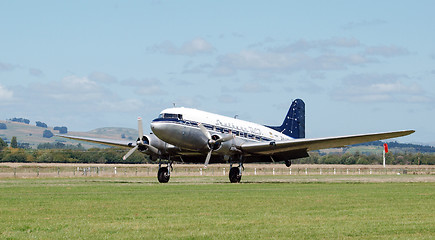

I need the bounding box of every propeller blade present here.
[145,144,160,155]
[198,123,211,140]
[204,150,212,168]
[217,134,234,143]
[138,117,144,144]
[123,145,138,160]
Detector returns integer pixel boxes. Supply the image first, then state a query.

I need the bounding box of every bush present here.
[0,138,7,149]
[36,121,48,128]
[3,149,28,162]
[54,126,68,134]
[43,130,54,138]
[10,118,30,124]
[11,136,18,148]
[0,123,7,129]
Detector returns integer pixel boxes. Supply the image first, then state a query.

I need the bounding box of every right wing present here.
[56,134,134,148]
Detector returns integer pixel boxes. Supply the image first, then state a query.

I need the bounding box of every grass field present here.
[0,176,434,239]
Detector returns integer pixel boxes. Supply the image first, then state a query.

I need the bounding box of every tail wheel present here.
[158,167,170,183]
[229,167,241,183]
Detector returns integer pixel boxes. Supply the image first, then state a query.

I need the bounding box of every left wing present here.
[240,130,415,155]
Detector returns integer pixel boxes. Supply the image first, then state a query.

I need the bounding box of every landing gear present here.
[157,167,170,183]
[229,167,241,183]
[229,161,243,183]
[157,161,172,183]
[285,160,292,167]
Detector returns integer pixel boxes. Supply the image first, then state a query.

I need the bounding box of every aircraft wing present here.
[56,134,134,148]
[239,130,415,155]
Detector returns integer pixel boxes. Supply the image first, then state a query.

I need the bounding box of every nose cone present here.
[150,121,161,135]
[150,120,179,145]
[150,120,170,140]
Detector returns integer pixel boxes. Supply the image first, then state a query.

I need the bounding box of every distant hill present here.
[87,127,138,140]
[0,120,138,149]
[1,119,433,153]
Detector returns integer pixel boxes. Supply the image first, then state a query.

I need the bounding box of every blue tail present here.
[267,99,305,139]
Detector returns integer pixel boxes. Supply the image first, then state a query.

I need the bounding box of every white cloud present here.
[210,38,413,79]
[99,98,144,112]
[238,82,270,93]
[182,62,213,74]
[341,19,387,30]
[0,84,13,100]
[331,74,430,103]
[214,49,372,76]
[364,45,409,57]
[123,78,166,96]
[0,61,16,71]
[46,76,102,101]
[271,37,361,53]
[173,95,205,108]
[7,75,146,121]
[23,75,118,106]
[151,38,214,56]
[28,68,44,77]
[135,85,166,95]
[89,72,117,84]
[211,65,236,76]
[218,94,238,104]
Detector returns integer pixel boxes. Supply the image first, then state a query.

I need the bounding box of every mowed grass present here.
[0,176,434,239]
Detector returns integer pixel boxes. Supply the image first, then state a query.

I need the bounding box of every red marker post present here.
[383,143,388,167]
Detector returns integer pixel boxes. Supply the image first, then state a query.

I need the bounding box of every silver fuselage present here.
[150,107,292,156]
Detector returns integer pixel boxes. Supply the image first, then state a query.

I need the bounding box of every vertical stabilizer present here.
[267,99,305,139]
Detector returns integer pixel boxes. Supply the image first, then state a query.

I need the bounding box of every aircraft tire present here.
[158,167,170,183]
[229,167,241,183]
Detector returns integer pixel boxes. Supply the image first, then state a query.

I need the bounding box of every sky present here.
[1,1,434,145]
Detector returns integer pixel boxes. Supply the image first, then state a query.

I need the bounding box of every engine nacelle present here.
[210,137,234,155]
[271,149,309,166]
[136,134,168,156]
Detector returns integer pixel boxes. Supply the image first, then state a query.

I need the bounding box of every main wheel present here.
[157,167,170,183]
[229,167,241,183]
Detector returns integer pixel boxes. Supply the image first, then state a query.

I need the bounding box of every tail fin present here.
[267,99,305,139]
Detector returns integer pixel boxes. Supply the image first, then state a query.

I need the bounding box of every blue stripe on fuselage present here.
[151,118,273,142]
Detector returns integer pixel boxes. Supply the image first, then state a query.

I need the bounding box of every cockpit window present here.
[160,113,183,120]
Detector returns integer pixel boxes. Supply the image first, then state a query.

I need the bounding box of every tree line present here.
[292,151,434,165]
[1,137,434,165]
[1,146,434,165]
[0,147,148,164]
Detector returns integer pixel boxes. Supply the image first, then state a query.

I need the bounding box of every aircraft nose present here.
[150,121,162,135]
[150,121,157,131]
[150,121,170,140]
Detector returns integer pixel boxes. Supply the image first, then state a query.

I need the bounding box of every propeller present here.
[123,117,159,160]
[198,123,234,168]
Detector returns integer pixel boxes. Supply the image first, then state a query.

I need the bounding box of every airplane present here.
[58,99,414,183]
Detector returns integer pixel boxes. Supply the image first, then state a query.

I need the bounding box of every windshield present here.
[159,113,183,120]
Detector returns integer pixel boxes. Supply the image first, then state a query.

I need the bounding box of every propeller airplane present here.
[58,99,414,183]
